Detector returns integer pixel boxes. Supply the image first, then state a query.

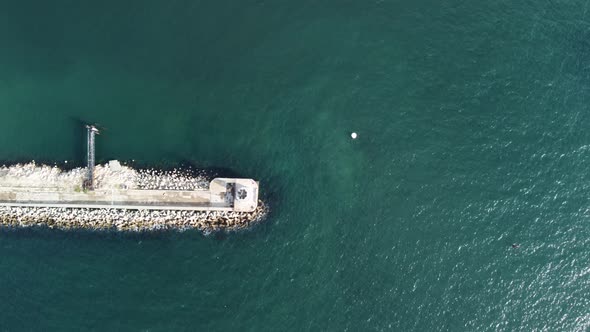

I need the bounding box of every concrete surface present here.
[0,178,259,212]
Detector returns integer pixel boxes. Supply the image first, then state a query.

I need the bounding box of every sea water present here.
[0,1,589,330]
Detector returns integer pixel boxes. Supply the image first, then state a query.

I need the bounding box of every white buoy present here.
[351,132,358,139]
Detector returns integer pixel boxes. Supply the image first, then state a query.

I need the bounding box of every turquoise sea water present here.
[1,1,590,330]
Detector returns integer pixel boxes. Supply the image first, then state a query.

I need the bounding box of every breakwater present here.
[0,203,268,232]
[0,162,267,232]
[0,161,211,191]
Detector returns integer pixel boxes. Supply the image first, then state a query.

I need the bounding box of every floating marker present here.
[351,132,358,139]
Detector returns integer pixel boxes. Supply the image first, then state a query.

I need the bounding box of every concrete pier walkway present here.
[0,178,259,212]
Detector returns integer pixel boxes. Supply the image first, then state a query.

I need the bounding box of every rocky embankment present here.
[0,161,211,191]
[0,202,268,232]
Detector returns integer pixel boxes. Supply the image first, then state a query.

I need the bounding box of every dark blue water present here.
[0,1,589,330]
